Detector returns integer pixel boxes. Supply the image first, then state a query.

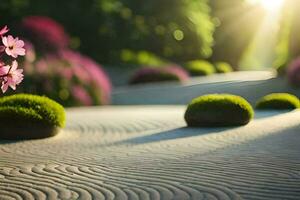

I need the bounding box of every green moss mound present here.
[256,93,300,110]
[0,94,65,139]
[185,60,215,76]
[185,94,254,127]
[215,62,233,73]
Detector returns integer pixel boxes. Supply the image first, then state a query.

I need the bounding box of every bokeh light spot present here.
[173,29,184,41]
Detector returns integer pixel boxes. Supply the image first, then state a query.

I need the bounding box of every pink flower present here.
[2,35,26,58]
[59,50,112,104]
[0,26,9,37]
[0,60,24,93]
[164,64,189,81]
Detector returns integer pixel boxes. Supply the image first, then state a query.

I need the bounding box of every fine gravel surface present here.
[0,106,299,199]
[113,71,300,105]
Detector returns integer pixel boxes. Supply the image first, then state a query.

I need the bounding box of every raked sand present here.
[112,71,300,105]
[0,106,299,199]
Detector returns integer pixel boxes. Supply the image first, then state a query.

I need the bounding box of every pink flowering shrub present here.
[0,26,25,93]
[165,65,190,81]
[20,16,69,52]
[287,57,300,87]
[21,49,111,106]
[129,65,189,85]
[14,16,112,107]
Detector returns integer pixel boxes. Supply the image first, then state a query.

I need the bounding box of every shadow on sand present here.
[118,126,231,145]
[118,110,292,145]
[254,110,291,120]
[0,140,24,145]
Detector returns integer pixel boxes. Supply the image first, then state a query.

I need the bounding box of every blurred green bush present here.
[1,0,215,65]
[214,62,233,73]
[185,60,215,76]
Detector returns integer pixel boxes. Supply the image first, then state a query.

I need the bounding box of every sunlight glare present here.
[249,0,285,12]
[241,0,285,69]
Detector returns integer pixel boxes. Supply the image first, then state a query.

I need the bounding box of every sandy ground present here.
[0,106,299,199]
[112,71,300,105]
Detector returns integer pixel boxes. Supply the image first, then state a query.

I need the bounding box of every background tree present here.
[0,0,215,65]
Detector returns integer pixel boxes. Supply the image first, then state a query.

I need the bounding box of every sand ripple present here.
[0,106,299,199]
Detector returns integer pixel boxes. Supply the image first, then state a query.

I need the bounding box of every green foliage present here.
[0,94,65,139]
[215,62,233,73]
[185,60,215,76]
[120,49,165,66]
[256,93,300,110]
[184,94,254,127]
[1,0,215,64]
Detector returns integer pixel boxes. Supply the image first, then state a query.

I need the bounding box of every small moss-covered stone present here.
[256,93,300,110]
[129,66,188,85]
[184,94,254,127]
[215,62,233,73]
[0,94,65,139]
[185,60,215,76]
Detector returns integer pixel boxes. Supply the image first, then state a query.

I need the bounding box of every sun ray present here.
[248,0,285,12]
[240,0,286,69]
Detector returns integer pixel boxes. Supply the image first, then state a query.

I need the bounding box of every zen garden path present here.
[0,71,300,199]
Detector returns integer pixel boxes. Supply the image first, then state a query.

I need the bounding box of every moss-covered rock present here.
[256,93,300,110]
[185,60,215,76]
[215,62,233,73]
[184,94,254,127]
[0,94,65,139]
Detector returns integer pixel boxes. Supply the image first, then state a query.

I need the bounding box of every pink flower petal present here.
[15,40,24,48]
[0,66,10,76]
[0,46,5,52]
[2,36,7,47]
[0,26,9,36]
[6,35,14,47]
[1,82,8,93]
[11,60,18,71]
[9,84,16,90]
[5,49,15,58]
[15,48,25,56]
